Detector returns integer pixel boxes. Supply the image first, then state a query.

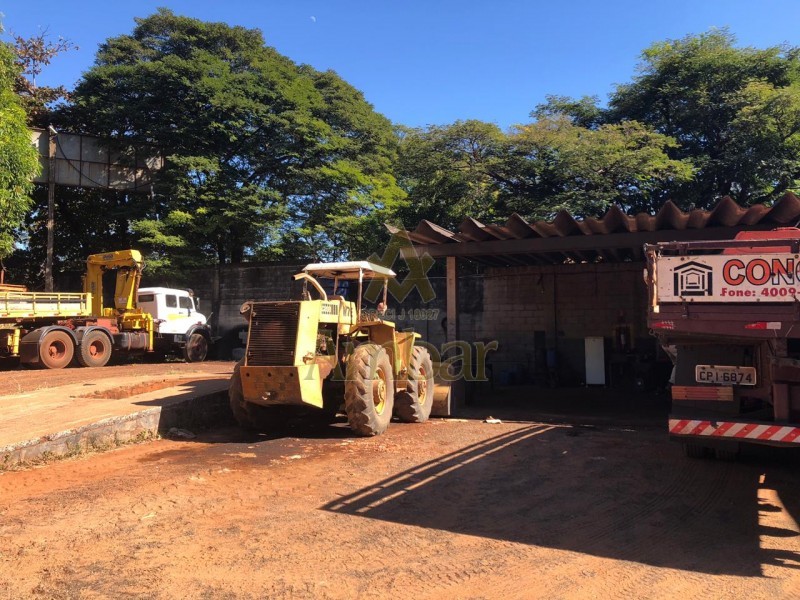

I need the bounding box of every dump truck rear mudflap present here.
[240,365,323,408]
[669,417,800,447]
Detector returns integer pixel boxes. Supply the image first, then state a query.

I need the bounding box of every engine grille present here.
[246,302,299,366]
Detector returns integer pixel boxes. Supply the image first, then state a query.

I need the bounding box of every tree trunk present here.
[231,245,244,263]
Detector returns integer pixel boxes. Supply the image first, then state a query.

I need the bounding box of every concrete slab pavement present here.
[0,372,233,469]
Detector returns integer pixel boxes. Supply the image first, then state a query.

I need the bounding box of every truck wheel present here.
[715,445,740,461]
[229,360,255,429]
[183,333,209,362]
[77,330,112,368]
[345,343,394,436]
[683,442,710,459]
[395,346,434,423]
[39,330,74,369]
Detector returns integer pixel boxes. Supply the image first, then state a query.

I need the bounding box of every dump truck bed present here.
[0,291,92,320]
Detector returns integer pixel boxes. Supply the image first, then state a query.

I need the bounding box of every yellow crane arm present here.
[83,250,145,317]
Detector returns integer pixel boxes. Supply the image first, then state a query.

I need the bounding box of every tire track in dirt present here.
[336,428,676,600]
[469,436,746,600]
[333,426,687,600]
[602,463,737,600]
[485,452,800,600]
[3,418,800,599]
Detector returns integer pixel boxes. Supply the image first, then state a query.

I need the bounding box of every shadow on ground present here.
[322,417,800,577]
[464,383,671,427]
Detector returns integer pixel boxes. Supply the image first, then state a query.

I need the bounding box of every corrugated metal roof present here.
[394,193,800,266]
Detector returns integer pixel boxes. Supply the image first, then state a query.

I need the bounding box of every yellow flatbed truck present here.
[1,250,210,368]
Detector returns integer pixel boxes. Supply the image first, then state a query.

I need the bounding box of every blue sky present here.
[3,1,799,129]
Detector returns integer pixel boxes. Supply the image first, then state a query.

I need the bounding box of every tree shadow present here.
[322,424,800,577]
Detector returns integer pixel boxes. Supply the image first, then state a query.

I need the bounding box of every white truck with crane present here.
[645,228,800,458]
[0,250,211,368]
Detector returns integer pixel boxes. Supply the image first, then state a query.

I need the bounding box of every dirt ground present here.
[2,387,800,599]
[0,360,232,397]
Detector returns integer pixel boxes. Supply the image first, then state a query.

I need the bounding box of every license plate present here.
[695,365,756,386]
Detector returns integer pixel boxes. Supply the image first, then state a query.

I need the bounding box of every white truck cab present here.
[137,287,212,362]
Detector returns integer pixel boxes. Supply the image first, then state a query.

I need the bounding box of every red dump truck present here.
[645,228,800,458]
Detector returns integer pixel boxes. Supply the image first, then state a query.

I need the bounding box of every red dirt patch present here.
[0,360,235,397]
[78,376,223,399]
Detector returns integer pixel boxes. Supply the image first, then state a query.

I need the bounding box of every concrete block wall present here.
[186,262,304,356]
[179,260,651,385]
[390,274,484,350]
[474,263,650,384]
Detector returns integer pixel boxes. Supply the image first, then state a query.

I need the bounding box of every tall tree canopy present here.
[395,120,504,230]
[499,117,692,219]
[273,67,406,262]
[611,29,800,206]
[399,29,800,231]
[0,28,40,261]
[65,9,403,270]
[395,117,691,227]
[539,30,800,208]
[11,21,800,278]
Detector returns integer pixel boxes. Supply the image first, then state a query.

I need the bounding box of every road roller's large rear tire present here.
[395,346,434,423]
[228,360,273,430]
[344,343,394,436]
[229,360,255,428]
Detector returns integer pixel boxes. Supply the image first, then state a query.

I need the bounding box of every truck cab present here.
[137,287,211,362]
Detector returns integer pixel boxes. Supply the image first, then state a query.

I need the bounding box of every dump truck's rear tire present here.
[345,343,394,436]
[77,330,112,368]
[183,332,209,363]
[714,444,740,461]
[683,442,710,459]
[229,360,255,429]
[39,330,74,369]
[395,346,434,423]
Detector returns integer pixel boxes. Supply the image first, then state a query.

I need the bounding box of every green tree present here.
[498,117,693,219]
[0,28,40,261]
[532,94,605,129]
[394,117,690,227]
[275,68,405,261]
[609,29,800,207]
[394,120,504,230]
[65,9,402,270]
